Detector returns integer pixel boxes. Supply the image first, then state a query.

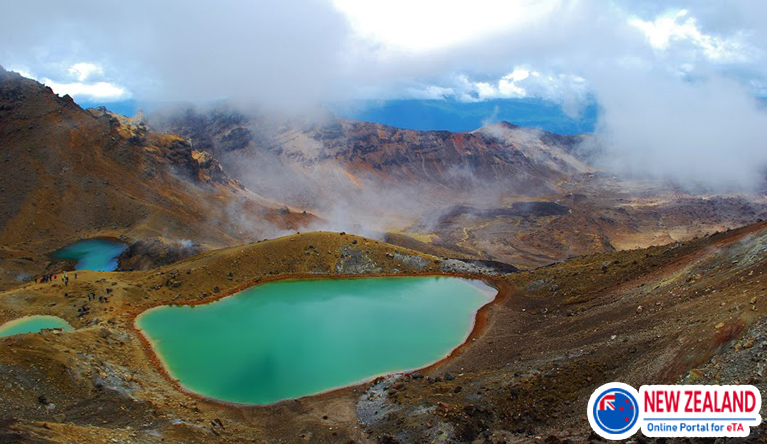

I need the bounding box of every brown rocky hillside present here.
[0,68,314,289]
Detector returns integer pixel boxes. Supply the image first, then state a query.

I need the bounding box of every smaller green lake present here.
[136,276,495,405]
[53,239,127,271]
[0,315,74,337]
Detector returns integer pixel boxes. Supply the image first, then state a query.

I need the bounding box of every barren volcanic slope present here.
[151,105,767,268]
[1,227,767,443]
[0,68,313,289]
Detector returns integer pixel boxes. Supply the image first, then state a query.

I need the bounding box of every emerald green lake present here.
[136,276,495,405]
[0,315,74,337]
[53,239,127,271]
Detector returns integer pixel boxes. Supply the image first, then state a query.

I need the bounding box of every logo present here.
[588,383,762,440]
[641,385,761,438]
[588,382,641,440]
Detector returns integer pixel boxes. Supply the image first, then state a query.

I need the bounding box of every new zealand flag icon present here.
[593,388,639,435]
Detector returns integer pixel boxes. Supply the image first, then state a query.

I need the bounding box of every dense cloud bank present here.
[2,0,767,189]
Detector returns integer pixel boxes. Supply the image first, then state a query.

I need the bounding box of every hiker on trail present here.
[74,272,77,279]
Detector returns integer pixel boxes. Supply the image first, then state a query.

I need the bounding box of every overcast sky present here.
[2,0,767,189]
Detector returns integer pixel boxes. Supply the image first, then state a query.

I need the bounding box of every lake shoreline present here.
[0,314,74,337]
[50,238,127,272]
[131,271,508,409]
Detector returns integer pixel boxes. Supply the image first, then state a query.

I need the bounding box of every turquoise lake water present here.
[53,239,127,271]
[0,315,74,337]
[136,276,495,405]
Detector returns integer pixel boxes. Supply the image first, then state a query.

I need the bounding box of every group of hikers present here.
[86,292,109,303]
[32,271,116,317]
[78,293,111,317]
[32,271,116,318]
[35,272,77,285]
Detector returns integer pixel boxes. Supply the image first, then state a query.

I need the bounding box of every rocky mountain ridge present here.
[151,105,591,201]
[0,68,314,289]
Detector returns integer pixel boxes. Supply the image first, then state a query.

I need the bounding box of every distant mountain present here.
[330,98,598,135]
[77,99,142,118]
[149,105,592,211]
[80,97,598,136]
[150,103,767,268]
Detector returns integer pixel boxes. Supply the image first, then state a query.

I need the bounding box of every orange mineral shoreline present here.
[130,271,510,409]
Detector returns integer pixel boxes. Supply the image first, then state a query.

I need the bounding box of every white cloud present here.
[332,0,561,52]
[401,68,589,116]
[629,9,750,63]
[11,61,131,102]
[2,0,767,189]
[0,0,350,109]
[68,62,103,82]
[587,67,767,190]
[41,78,130,101]
[404,85,456,100]
[505,68,530,83]
[471,69,532,100]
